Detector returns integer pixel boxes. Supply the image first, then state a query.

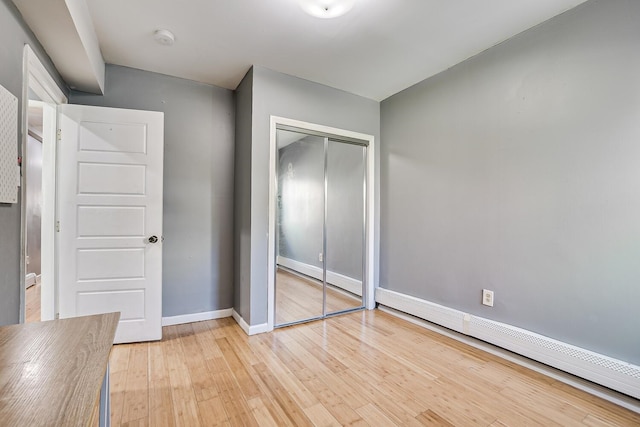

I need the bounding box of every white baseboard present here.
[277,256,362,296]
[25,273,37,288]
[162,308,233,326]
[378,305,640,415]
[376,287,640,402]
[232,309,270,336]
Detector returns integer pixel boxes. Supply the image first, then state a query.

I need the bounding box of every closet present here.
[274,126,367,327]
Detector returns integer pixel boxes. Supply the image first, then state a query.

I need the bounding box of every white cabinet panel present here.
[78,163,145,195]
[77,206,145,237]
[77,248,145,280]
[79,121,147,154]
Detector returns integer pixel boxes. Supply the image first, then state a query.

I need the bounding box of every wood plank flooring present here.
[22,281,640,425]
[108,311,640,426]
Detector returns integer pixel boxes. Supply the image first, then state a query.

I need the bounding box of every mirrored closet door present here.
[325,139,366,316]
[274,127,367,327]
[275,129,325,325]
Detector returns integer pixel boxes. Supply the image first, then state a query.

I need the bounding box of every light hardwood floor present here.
[25,283,640,426]
[109,312,639,426]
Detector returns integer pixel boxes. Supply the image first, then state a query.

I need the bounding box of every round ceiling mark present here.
[298,0,356,19]
[154,29,175,46]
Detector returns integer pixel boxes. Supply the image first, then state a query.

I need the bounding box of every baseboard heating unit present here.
[376,287,640,411]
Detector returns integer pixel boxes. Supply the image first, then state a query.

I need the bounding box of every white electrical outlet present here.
[319,253,323,262]
[482,289,494,307]
[26,255,30,264]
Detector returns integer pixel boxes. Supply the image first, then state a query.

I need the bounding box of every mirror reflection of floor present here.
[26,283,41,323]
[275,267,362,326]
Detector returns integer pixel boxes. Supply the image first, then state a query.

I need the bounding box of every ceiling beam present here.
[13,0,105,94]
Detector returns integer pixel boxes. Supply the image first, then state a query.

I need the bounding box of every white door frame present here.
[20,45,67,322]
[267,116,376,332]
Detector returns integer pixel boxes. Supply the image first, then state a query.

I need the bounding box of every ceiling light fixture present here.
[154,29,175,46]
[298,0,356,19]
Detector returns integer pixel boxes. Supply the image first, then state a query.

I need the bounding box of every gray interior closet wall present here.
[380,0,640,364]
[71,64,235,318]
[235,66,380,326]
[0,0,67,325]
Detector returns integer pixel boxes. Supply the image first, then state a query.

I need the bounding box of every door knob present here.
[147,235,159,244]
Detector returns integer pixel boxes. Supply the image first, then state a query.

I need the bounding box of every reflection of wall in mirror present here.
[326,141,364,281]
[277,137,364,282]
[278,136,324,270]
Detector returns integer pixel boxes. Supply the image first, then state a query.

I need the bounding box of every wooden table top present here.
[0,312,120,426]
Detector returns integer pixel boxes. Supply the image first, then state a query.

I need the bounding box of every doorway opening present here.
[24,99,43,322]
[20,45,67,323]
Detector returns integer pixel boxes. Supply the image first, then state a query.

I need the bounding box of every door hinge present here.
[57,129,61,141]
[56,221,60,232]
[55,312,60,320]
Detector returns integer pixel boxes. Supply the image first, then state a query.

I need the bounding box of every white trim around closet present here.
[267,116,376,333]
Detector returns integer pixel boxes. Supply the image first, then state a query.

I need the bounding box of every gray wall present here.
[278,137,365,280]
[71,64,235,317]
[238,66,380,325]
[233,68,253,322]
[380,0,640,364]
[0,0,67,325]
[26,134,43,277]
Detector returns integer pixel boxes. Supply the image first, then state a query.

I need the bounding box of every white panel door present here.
[57,104,163,343]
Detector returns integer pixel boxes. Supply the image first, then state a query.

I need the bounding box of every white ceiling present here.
[57,0,590,101]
